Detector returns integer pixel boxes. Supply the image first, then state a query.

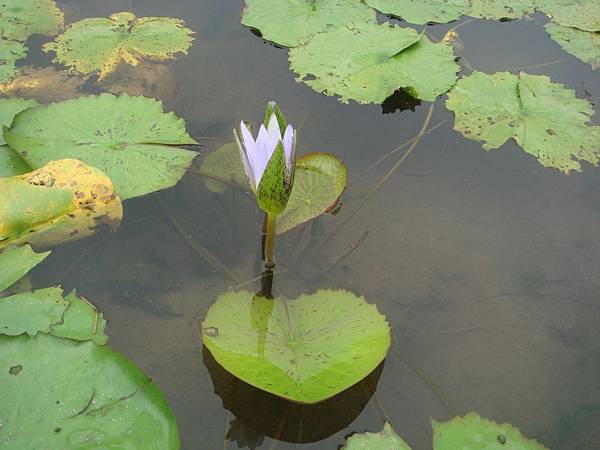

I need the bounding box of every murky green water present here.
[25,0,600,449]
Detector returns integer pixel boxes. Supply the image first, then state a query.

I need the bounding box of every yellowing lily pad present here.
[432,412,549,450]
[289,22,459,103]
[446,71,600,173]
[43,12,194,79]
[0,159,123,250]
[0,0,63,42]
[241,0,376,48]
[365,0,469,25]
[0,244,49,293]
[546,23,600,69]
[343,422,412,450]
[3,93,198,200]
[201,289,390,404]
[277,152,347,234]
[0,98,36,177]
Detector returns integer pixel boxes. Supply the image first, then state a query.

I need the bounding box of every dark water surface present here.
[27,0,600,449]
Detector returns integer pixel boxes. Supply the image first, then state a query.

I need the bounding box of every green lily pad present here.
[201,289,390,404]
[0,287,67,336]
[43,12,194,79]
[538,0,600,32]
[446,71,600,173]
[289,22,459,103]
[432,412,549,450]
[0,0,63,41]
[343,422,412,449]
[277,152,347,234]
[0,244,49,293]
[0,98,36,177]
[199,142,248,193]
[469,0,537,20]
[241,0,376,48]
[0,333,179,449]
[51,290,108,345]
[3,93,198,200]
[0,159,123,250]
[0,39,27,85]
[365,0,469,25]
[546,23,600,69]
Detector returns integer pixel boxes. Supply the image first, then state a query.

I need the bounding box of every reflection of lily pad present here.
[289,22,459,103]
[0,39,27,84]
[0,66,85,103]
[202,289,390,404]
[3,93,198,200]
[0,0,63,41]
[432,412,549,450]
[365,0,468,25]
[343,422,411,449]
[538,0,600,32]
[43,12,194,79]
[241,0,376,48]
[0,159,123,250]
[0,244,49,293]
[199,142,248,193]
[446,71,600,173]
[546,23,600,69]
[0,98,36,177]
[277,152,347,234]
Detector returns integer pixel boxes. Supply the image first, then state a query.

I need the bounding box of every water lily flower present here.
[234,101,297,214]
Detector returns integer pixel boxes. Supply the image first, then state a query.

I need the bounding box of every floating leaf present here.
[51,290,108,345]
[277,152,347,234]
[546,23,600,69]
[446,71,600,173]
[469,0,537,20]
[199,142,248,193]
[241,0,376,48]
[3,94,198,199]
[0,0,63,41]
[0,98,36,177]
[0,66,85,103]
[0,244,49,293]
[537,0,600,32]
[432,412,549,450]
[343,422,412,450]
[201,289,390,404]
[0,98,38,145]
[43,12,194,79]
[0,159,123,249]
[365,0,469,25]
[0,39,27,84]
[289,22,459,103]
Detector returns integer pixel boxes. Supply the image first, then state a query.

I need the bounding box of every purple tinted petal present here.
[267,112,281,139]
[253,124,272,183]
[234,128,256,190]
[240,121,258,172]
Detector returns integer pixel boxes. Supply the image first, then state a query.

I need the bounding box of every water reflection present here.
[203,346,384,444]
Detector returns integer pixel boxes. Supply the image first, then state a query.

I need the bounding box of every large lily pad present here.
[546,23,600,69]
[365,0,469,25]
[0,244,49,293]
[343,422,412,449]
[0,98,36,177]
[289,22,459,103]
[277,152,347,234]
[446,71,600,173]
[3,93,198,199]
[201,289,390,404]
[538,0,600,32]
[469,0,538,20]
[0,159,123,249]
[0,39,27,85]
[432,412,549,450]
[241,0,376,48]
[0,0,63,41]
[43,12,194,79]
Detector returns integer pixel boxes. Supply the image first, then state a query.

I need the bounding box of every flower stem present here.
[263,212,277,269]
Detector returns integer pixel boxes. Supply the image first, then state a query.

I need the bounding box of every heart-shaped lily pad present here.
[3,93,198,199]
[201,289,390,404]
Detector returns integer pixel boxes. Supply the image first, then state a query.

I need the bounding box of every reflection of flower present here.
[234,101,296,214]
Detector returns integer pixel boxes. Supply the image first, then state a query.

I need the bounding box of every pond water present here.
[23,0,600,449]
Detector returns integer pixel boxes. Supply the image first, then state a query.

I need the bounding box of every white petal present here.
[267,112,281,139]
[234,128,256,190]
[282,125,295,168]
[253,124,272,184]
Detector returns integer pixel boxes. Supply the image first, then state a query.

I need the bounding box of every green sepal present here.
[256,141,291,214]
[263,101,287,132]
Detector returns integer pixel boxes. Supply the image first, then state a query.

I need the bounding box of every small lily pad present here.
[289,22,459,103]
[365,0,469,25]
[537,0,600,32]
[0,244,49,293]
[277,152,347,234]
[0,39,27,85]
[199,142,248,193]
[446,71,600,173]
[432,412,549,450]
[44,11,194,79]
[241,0,376,48]
[546,23,600,69]
[0,159,123,249]
[343,422,412,449]
[201,289,390,404]
[3,93,198,200]
[0,0,63,41]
